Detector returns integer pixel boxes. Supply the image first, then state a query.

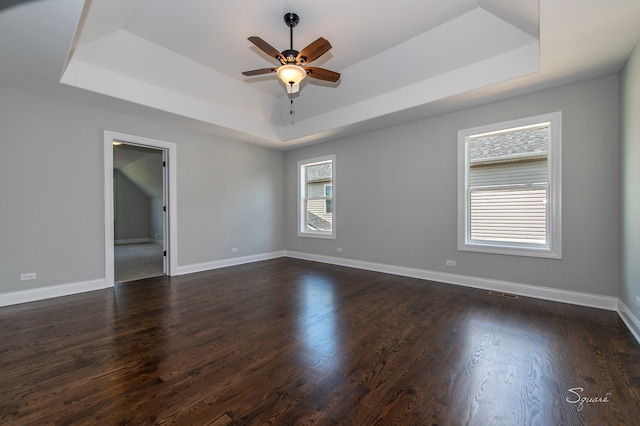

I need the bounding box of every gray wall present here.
[621,39,640,316]
[285,75,620,297]
[114,170,150,242]
[0,74,624,300]
[0,85,285,293]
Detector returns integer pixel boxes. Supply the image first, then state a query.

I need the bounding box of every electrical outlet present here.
[231,248,239,253]
[20,272,36,281]
[446,260,456,267]
[337,247,343,253]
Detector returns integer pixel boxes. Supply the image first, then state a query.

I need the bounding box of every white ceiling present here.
[1,0,640,149]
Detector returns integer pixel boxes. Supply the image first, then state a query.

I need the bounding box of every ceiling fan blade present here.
[296,37,332,63]
[242,68,277,76]
[305,67,340,82]
[248,37,285,63]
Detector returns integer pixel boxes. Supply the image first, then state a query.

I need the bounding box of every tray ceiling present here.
[2,0,640,149]
[62,0,540,146]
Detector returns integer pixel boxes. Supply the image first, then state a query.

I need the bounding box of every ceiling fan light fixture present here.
[243,12,339,97]
[276,64,307,86]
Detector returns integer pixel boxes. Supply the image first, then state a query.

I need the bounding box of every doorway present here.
[104,131,178,288]
[113,144,165,282]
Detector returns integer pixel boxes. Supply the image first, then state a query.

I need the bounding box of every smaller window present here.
[298,155,335,239]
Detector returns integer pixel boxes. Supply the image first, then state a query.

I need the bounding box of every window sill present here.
[458,241,561,259]
[298,231,336,240]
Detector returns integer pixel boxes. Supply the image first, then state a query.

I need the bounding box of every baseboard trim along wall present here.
[176,251,286,276]
[0,252,619,310]
[115,238,150,245]
[285,251,640,344]
[0,279,107,307]
[617,300,640,344]
[3,250,638,346]
[284,251,619,311]
[0,252,286,307]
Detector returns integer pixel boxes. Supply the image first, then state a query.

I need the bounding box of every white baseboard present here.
[284,251,619,311]
[176,251,286,276]
[2,251,634,345]
[618,301,640,344]
[0,279,108,307]
[115,238,149,245]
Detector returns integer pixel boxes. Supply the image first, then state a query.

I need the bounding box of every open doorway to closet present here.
[104,131,178,288]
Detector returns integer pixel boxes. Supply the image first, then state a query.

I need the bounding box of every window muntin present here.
[458,112,562,258]
[298,155,335,239]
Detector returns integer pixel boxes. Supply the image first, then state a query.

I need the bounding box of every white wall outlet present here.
[231,248,239,253]
[636,296,640,308]
[337,247,343,253]
[20,272,36,281]
[446,260,456,267]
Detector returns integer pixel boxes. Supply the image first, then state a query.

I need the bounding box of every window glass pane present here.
[467,125,549,245]
[302,161,333,233]
[306,209,331,231]
[306,163,332,196]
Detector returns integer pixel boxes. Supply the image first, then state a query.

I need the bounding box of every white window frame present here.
[298,155,336,239]
[457,112,562,258]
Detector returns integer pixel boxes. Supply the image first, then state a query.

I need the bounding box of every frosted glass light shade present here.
[276,64,307,85]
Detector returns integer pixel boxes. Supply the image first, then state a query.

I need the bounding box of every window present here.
[457,112,562,258]
[298,155,335,239]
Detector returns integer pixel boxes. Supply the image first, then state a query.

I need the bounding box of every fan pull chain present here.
[289,83,295,124]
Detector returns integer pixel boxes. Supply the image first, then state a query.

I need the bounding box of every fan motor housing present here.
[282,49,299,63]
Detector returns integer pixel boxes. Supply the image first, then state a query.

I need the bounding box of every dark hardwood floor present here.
[1,258,639,425]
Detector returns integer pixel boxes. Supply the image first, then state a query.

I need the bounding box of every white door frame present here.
[104,130,178,287]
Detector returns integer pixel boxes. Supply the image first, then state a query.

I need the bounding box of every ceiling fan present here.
[242,12,340,94]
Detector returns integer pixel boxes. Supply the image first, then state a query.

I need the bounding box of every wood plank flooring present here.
[1,257,640,425]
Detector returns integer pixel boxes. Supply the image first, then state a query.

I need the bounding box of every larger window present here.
[458,112,562,258]
[298,155,335,239]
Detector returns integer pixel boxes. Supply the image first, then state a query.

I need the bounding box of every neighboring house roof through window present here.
[306,163,332,182]
[470,127,548,165]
